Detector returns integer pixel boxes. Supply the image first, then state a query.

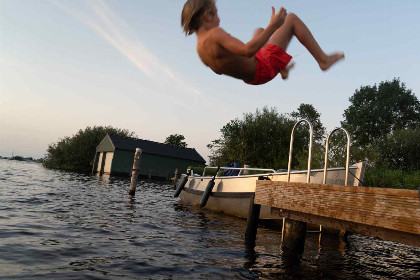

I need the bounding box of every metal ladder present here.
[281,119,314,242]
[317,127,351,233]
[281,120,352,237]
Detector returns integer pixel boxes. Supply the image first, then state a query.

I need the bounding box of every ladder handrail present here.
[323,127,351,185]
[287,119,314,183]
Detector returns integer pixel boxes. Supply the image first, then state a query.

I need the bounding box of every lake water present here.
[0,159,419,279]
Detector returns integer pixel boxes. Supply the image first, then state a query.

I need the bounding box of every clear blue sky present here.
[1,0,419,161]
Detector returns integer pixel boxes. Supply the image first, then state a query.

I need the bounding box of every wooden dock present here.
[250,181,419,248]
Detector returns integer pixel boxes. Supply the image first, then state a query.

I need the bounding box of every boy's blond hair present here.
[181,0,216,35]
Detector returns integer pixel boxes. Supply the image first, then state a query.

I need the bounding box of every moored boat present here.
[178,162,365,219]
[175,119,366,220]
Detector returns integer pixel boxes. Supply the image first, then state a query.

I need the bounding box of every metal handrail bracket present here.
[323,127,351,185]
[287,119,314,183]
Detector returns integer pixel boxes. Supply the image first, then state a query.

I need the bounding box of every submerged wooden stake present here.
[245,194,261,244]
[91,152,99,174]
[281,218,307,254]
[173,168,179,186]
[128,148,142,196]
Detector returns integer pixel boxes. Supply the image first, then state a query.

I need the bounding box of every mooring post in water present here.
[281,218,307,254]
[91,152,98,175]
[129,148,142,196]
[245,194,261,244]
[173,168,179,186]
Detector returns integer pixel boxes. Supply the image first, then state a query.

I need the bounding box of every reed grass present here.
[362,167,419,190]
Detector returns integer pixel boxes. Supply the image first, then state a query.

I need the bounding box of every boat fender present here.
[199,180,215,208]
[174,175,189,198]
[199,166,220,208]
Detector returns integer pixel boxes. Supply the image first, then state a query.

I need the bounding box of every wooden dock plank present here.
[255,181,420,246]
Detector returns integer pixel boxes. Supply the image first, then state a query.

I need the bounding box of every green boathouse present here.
[92,134,206,178]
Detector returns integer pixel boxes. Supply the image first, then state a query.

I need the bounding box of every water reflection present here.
[243,241,258,270]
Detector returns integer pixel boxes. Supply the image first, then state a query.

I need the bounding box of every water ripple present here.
[0,159,419,279]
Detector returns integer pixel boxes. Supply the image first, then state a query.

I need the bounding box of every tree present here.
[342,78,420,147]
[43,126,136,173]
[375,127,420,171]
[290,104,327,169]
[323,130,367,167]
[164,134,187,148]
[207,107,310,169]
[290,103,326,143]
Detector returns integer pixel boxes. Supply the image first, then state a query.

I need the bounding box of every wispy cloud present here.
[50,0,204,99]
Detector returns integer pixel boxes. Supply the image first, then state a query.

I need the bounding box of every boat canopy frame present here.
[202,166,276,177]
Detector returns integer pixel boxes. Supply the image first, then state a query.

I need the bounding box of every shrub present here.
[363,167,420,190]
[43,126,136,173]
[207,107,320,170]
[375,127,420,171]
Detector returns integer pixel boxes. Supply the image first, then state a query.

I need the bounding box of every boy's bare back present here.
[196,27,257,82]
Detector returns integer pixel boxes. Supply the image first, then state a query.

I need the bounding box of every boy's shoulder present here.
[206,27,229,40]
[211,27,227,34]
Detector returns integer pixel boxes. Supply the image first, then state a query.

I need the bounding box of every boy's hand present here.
[270,6,287,29]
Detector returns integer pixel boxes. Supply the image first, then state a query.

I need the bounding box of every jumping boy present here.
[181,0,344,85]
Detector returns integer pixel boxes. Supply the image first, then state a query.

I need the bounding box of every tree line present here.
[42,78,419,189]
[43,126,137,173]
[207,78,419,189]
[42,126,188,173]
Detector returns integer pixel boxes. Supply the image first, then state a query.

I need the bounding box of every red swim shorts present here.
[245,44,292,85]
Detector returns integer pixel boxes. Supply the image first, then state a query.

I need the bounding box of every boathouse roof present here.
[106,134,205,163]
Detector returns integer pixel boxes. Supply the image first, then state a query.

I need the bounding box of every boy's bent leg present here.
[268,13,344,71]
[267,14,295,51]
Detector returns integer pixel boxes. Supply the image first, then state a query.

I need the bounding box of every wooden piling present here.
[245,194,261,244]
[128,148,142,196]
[173,168,179,186]
[91,152,98,174]
[281,218,307,254]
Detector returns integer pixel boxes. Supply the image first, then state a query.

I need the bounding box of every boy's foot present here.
[280,61,295,80]
[319,53,345,71]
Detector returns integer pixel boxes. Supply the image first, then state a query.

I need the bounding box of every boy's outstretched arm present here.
[214,7,287,57]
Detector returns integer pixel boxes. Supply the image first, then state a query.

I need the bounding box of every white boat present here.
[175,120,366,220]
[178,162,365,219]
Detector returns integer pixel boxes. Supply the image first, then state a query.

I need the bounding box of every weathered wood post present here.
[173,168,179,186]
[245,194,261,244]
[128,148,142,196]
[281,218,307,254]
[91,152,99,175]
